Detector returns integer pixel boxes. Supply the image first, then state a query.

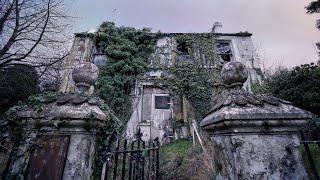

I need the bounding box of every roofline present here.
[158,32,252,37]
[74,31,253,38]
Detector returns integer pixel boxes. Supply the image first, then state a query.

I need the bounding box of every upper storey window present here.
[177,41,188,54]
[216,41,233,62]
[177,41,192,62]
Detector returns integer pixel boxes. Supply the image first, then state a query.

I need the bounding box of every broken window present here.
[177,41,193,62]
[216,42,233,62]
[177,41,188,54]
[155,96,171,109]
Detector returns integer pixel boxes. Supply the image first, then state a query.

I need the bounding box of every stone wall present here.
[212,133,307,180]
[125,33,263,141]
[217,35,262,91]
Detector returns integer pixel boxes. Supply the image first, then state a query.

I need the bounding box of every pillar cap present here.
[221,61,248,86]
[72,62,99,94]
[200,62,314,132]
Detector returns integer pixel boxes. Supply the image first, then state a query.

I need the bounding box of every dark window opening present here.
[220,54,231,62]
[216,42,233,62]
[155,96,171,109]
[177,42,188,54]
[177,41,193,62]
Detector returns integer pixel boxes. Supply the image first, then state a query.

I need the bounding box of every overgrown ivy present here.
[156,34,219,122]
[95,22,157,122]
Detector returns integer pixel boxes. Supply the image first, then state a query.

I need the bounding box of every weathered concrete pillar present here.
[6,63,108,180]
[59,34,95,93]
[200,62,313,180]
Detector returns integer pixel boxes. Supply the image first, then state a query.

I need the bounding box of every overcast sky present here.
[69,0,320,68]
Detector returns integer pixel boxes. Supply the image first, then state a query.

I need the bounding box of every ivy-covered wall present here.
[58,22,263,141]
[94,22,158,122]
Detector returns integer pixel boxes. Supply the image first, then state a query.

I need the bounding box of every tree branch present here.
[0,0,14,34]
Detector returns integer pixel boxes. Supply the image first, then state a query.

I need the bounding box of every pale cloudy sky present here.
[69,0,320,68]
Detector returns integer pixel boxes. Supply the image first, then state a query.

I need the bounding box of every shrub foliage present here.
[95,22,157,121]
[255,63,320,115]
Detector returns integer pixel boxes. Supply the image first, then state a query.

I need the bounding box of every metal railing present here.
[101,129,160,180]
[300,125,320,180]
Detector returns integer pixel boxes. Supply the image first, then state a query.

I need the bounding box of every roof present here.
[159,32,252,37]
[74,31,253,38]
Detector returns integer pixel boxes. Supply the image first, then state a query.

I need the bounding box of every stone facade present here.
[126,33,263,143]
[58,32,263,143]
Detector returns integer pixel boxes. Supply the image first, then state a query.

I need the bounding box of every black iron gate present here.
[300,125,320,180]
[102,130,160,180]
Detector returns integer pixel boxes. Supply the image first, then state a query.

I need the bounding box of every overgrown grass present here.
[301,144,320,180]
[159,139,193,180]
[160,139,192,157]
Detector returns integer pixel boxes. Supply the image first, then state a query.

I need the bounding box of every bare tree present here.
[0,0,71,69]
[306,0,320,58]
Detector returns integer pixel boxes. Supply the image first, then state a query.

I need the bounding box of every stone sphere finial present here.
[221,62,248,86]
[72,62,99,94]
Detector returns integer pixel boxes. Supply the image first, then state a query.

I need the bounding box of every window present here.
[216,42,233,62]
[177,41,188,54]
[177,41,193,62]
[155,96,171,109]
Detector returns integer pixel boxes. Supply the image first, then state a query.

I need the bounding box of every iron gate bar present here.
[136,137,140,180]
[112,147,159,153]
[152,141,155,179]
[301,141,320,143]
[121,139,127,180]
[102,129,160,180]
[113,139,120,180]
[104,133,117,180]
[300,130,320,180]
[128,140,134,180]
[142,141,145,180]
[148,141,151,179]
[314,127,320,150]
[155,139,159,180]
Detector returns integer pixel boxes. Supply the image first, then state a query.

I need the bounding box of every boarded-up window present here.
[155,96,170,109]
[25,136,70,180]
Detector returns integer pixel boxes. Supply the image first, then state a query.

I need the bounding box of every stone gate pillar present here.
[200,62,313,180]
[5,63,108,180]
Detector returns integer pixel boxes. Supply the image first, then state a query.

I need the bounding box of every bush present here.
[0,65,39,113]
[254,63,320,115]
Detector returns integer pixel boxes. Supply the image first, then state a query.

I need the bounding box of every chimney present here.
[211,22,222,33]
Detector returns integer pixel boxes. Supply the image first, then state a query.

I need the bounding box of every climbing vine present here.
[156,34,219,122]
[95,22,157,122]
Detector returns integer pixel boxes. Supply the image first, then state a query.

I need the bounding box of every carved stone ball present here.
[221,62,248,85]
[72,62,99,86]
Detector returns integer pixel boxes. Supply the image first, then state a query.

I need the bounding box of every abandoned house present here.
[59,30,263,144]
